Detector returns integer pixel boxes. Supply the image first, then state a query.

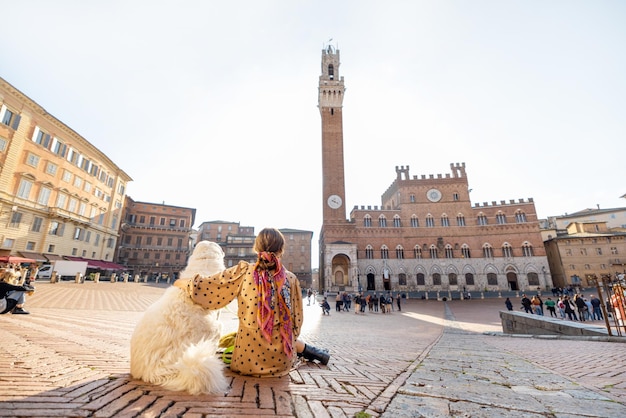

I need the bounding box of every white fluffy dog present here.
[130,241,228,394]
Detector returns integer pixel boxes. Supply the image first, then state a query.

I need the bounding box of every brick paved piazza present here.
[1,281,625,417]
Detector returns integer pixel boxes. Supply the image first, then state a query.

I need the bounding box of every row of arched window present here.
[363,242,535,259]
[363,211,528,228]
[391,272,539,287]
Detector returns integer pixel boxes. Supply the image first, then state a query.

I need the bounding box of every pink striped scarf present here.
[254,252,294,356]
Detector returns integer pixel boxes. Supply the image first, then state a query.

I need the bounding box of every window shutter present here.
[11,114,21,130]
[32,126,40,141]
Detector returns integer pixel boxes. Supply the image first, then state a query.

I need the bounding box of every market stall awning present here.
[19,251,48,263]
[0,255,36,264]
[43,254,65,261]
[96,260,127,271]
[64,257,127,271]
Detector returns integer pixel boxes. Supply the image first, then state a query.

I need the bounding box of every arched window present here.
[416,273,425,285]
[365,245,374,259]
[396,245,404,259]
[465,273,475,285]
[398,273,407,286]
[445,244,454,258]
[487,273,498,285]
[414,245,422,259]
[515,210,527,223]
[425,214,435,227]
[364,215,372,227]
[432,273,441,286]
[429,245,438,259]
[441,214,450,227]
[456,214,466,226]
[477,213,488,226]
[483,243,494,258]
[496,212,507,224]
[502,243,513,258]
[410,215,419,227]
[461,244,471,259]
[393,215,401,227]
[522,242,534,257]
[381,245,389,259]
[328,64,334,79]
[527,272,539,286]
[448,273,458,285]
[379,215,387,228]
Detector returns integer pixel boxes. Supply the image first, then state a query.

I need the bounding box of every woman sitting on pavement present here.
[174,227,329,377]
[1,268,35,314]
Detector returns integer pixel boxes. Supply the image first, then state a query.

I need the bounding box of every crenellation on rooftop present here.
[473,198,535,208]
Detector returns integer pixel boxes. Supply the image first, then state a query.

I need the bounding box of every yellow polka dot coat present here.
[189,261,303,377]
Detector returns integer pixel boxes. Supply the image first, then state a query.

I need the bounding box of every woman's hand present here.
[173,278,190,290]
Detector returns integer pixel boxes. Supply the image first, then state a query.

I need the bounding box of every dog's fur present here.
[130,241,228,394]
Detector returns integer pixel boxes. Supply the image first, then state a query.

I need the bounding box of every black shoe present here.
[12,307,30,314]
[299,344,330,365]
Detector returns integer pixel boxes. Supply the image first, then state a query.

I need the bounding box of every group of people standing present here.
[331,291,402,314]
[557,294,604,321]
[507,293,604,322]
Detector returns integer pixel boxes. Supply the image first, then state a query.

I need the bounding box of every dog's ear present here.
[208,242,224,258]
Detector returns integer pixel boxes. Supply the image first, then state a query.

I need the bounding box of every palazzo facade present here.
[317,47,552,294]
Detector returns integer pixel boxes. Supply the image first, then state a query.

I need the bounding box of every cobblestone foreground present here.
[0,282,625,417]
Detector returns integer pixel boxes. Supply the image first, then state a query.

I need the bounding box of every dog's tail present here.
[161,339,229,395]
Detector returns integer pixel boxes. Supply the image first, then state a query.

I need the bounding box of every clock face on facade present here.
[426,188,442,202]
[327,194,343,209]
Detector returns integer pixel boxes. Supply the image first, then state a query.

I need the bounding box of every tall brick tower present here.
[319,45,346,223]
[318,45,357,292]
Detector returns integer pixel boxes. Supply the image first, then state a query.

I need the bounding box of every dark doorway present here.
[507,272,518,290]
[367,273,375,290]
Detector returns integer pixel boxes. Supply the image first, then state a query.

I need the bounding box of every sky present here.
[1,1,625,268]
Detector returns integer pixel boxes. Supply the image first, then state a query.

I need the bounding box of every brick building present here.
[197,221,256,267]
[317,46,551,294]
[280,228,313,289]
[0,76,131,266]
[115,196,195,280]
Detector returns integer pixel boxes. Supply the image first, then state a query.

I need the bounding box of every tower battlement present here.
[473,198,535,208]
[394,162,467,182]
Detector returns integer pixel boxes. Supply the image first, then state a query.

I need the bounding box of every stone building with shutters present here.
[0,76,131,265]
[542,212,626,288]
